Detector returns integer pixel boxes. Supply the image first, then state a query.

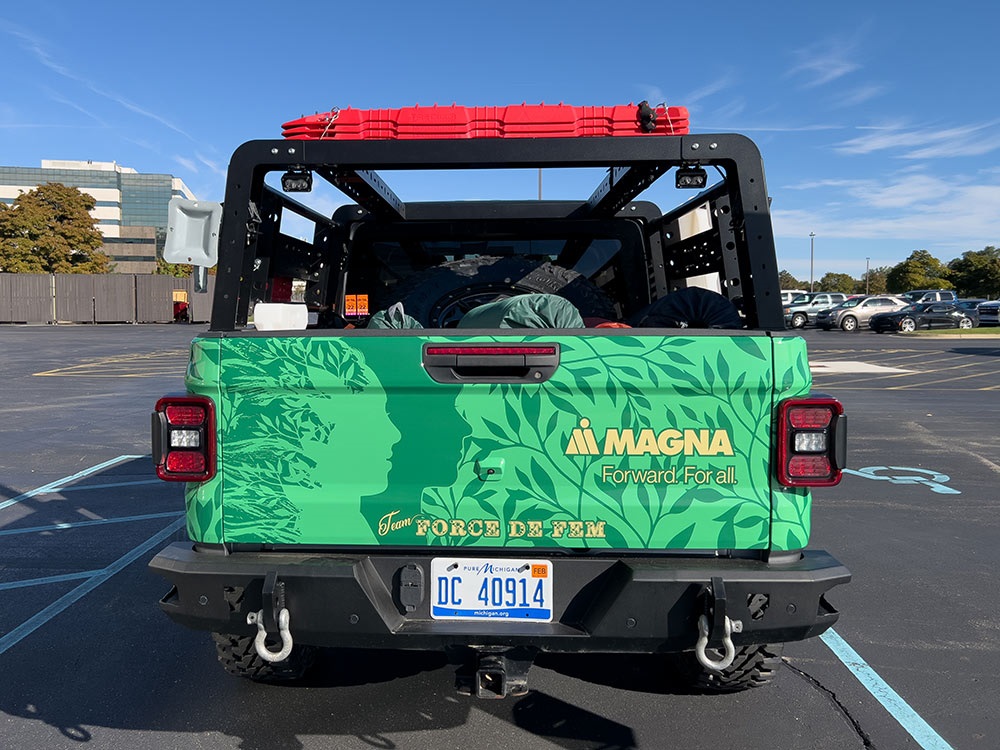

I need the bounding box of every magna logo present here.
[565,418,734,457]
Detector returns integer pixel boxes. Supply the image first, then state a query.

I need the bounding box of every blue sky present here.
[2,1,998,283]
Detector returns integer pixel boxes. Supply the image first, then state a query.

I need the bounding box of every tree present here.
[947,246,1000,298]
[779,270,806,289]
[818,272,857,293]
[0,183,110,273]
[885,250,952,293]
[856,265,891,295]
[155,256,192,277]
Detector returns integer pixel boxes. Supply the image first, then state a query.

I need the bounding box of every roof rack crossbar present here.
[317,167,406,220]
[582,164,667,217]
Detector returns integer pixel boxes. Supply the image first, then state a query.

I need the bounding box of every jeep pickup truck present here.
[150,103,849,696]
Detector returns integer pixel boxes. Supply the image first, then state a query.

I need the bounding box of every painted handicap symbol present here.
[841,466,960,495]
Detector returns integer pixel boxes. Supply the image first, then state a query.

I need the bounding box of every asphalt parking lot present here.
[1,324,997,749]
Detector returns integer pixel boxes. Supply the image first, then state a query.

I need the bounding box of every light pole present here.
[865,257,870,295]
[809,232,816,292]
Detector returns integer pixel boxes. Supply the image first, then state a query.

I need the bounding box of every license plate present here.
[430,557,553,621]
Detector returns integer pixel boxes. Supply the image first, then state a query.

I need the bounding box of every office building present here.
[0,160,197,273]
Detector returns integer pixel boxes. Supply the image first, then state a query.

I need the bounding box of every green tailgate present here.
[183,333,812,551]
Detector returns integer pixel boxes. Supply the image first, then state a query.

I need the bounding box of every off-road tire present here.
[672,642,784,693]
[384,255,616,327]
[212,631,317,682]
[840,315,859,332]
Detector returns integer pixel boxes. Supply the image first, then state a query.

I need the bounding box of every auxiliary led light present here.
[675,166,708,189]
[281,169,313,192]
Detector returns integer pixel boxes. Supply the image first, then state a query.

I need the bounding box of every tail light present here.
[152,396,216,481]
[776,397,846,487]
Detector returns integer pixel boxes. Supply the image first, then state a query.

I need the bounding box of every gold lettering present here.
[603,429,636,455]
[551,520,568,538]
[467,518,483,537]
[685,429,710,456]
[568,521,584,538]
[377,510,399,536]
[584,520,606,538]
[709,430,734,456]
[484,520,501,537]
[527,520,543,537]
[657,428,684,456]
[634,429,660,455]
[508,520,526,538]
[450,519,467,537]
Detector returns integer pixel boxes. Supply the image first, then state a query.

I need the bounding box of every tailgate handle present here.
[422,344,560,384]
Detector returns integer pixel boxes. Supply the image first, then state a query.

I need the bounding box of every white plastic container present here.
[252,303,309,331]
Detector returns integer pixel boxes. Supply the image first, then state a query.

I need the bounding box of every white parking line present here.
[0,511,184,537]
[0,517,184,655]
[810,361,912,374]
[0,455,144,512]
[0,570,104,591]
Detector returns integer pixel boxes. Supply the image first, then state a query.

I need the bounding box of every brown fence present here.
[0,274,53,323]
[0,274,215,324]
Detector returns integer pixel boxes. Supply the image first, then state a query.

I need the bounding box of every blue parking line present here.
[821,628,953,749]
[0,511,184,537]
[0,455,145,512]
[0,517,184,656]
[0,570,103,591]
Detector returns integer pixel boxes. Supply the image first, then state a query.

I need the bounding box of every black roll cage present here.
[210,134,783,331]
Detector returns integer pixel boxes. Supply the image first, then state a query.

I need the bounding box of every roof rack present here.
[282,102,690,140]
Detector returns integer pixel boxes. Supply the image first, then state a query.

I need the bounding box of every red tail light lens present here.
[787,455,832,478]
[153,396,216,481]
[165,451,206,474]
[777,397,845,487]
[787,407,833,429]
[165,404,207,426]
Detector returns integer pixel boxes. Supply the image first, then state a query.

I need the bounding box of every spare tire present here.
[383,256,616,328]
[628,287,743,329]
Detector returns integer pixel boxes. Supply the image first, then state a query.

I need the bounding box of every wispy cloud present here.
[773,179,1000,247]
[638,73,735,111]
[195,153,227,178]
[45,89,107,127]
[683,74,735,106]
[173,156,198,173]
[3,22,194,141]
[783,173,952,209]
[832,84,884,108]
[704,123,845,133]
[786,33,866,88]
[835,120,1000,158]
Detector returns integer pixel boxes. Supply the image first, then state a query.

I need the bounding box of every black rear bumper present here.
[149,544,849,653]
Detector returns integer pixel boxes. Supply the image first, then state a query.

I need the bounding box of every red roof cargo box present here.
[282,103,689,140]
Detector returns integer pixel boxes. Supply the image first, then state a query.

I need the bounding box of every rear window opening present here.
[220,134,782,332]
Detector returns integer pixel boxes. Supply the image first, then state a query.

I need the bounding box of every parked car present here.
[783,292,849,328]
[976,300,1000,325]
[902,289,958,303]
[817,295,910,332]
[869,302,979,333]
[957,299,988,312]
[781,289,808,305]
